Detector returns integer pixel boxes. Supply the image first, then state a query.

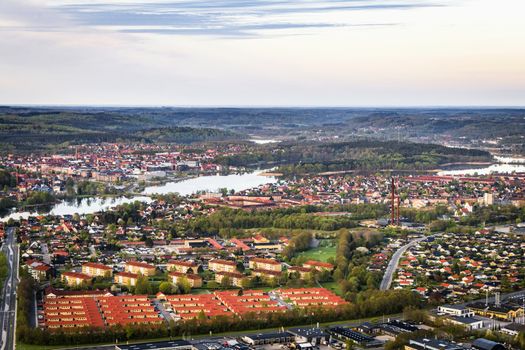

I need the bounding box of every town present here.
[0,141,524,350]
[2,0,525,347]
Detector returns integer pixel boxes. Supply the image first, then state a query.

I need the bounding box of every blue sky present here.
[0,0,524,106]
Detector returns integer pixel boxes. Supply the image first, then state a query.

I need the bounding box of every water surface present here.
[142,169,278,195]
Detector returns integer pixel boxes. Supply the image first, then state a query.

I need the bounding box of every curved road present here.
[380,235,430,291]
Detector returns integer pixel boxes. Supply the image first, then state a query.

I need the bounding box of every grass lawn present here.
[297,246,336,262]
[17,313,400,350]
[321,281,343,296]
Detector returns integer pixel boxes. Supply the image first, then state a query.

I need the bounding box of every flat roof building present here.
[116,340,192,350]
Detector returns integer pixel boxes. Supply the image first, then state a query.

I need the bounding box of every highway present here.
[379,235,429,291]
[0,227,19,350]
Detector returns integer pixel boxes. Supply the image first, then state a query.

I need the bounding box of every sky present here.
[0,0,524,107]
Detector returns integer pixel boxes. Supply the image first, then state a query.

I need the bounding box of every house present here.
[249,257,282,272]
[406,338,467,350]
[468,302,524,321]
[125,261,156,276]
[116,340,192,350]
[98,295,162,326]
[215,271,245,287]
[328,326,383,348]
[61,271,92,287]
[25,259,52,281]
[44,297,105,329]
[114,272,139,287]
[169,271,203,288]
[252,268,282,280]
[288,266,313,279]
[471,339,505,350]
[44,287,112,299]
[437,305,474,317]
[303,260,334,271]
[208,259,238,273]
[241,332,293,346]
[82,262,113,278]
[288,327,330,346]
[501,322,525,336]
[443,316,484,331]
[167,260,200,274]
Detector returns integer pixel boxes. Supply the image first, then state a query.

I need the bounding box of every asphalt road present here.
[0,227,19,350]
[379,235,429,290]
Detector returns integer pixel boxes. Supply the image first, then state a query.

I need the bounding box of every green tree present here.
[176,277,192,294]
[159,282,174,294]
[134,276,150,295]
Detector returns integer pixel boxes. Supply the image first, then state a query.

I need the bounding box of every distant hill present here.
[0,106,523,154]
[0,108,241,152]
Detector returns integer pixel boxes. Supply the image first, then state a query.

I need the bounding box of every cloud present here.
[44,0,440,37]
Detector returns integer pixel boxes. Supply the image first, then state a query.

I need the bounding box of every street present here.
[379,235,429,290]
[0,227,19,350]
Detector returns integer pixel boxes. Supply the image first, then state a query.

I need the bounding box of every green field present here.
[297,246,336,262]
[321,281,343,296]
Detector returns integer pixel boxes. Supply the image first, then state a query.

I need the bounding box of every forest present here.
[215,139,493,174]
[184,204,389,236]
[1,106,524,155]
[0,108,240,152]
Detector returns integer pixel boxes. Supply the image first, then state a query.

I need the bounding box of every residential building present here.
[248,257,282,272]
[208,259,238,273]
[114,272,139,287]
[288,266,313,279]
[167,260,200,274]
[125,261,156,276]
[82,262,113,278]
[169,271,203,288]
[215,271,245,287]
[303,260,334,271]
[61,271,92,287]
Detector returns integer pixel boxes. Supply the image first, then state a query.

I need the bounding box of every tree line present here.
[185,204,387,236]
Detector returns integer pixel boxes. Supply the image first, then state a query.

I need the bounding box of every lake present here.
[249,139,280,144]
[438,156,525,176]
[0,196,153,222]
[1,169,278,220]
[142,169,278,196]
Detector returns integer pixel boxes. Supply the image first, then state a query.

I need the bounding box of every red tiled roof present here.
[83,262,112,270]
[125,261,155,269]
[304,260,334,269]
[251,257,280,265]
[209,259,237,266]
[61,271,91,280]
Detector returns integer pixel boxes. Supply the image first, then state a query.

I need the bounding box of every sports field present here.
[297,245,336,262]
